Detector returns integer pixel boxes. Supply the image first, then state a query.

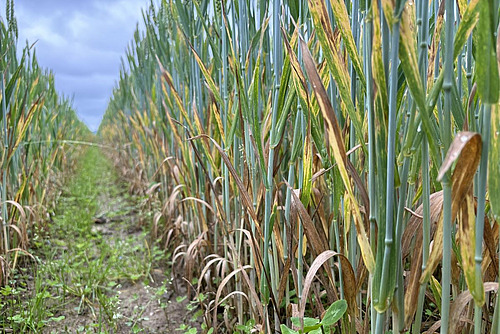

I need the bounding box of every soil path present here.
[15,147,198,333]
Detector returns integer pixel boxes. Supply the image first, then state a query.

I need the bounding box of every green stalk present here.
[221,0,230,262]
[296,0,307,304]
[297,108,305,300]
[393,120,415,331]
[1,71,8,257]
[413,0,430,330]
[364,0,376,329]
[376,14,401,333]
[283,112,301,312]
[440,0,455,330]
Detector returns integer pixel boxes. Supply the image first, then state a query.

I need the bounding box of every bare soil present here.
[42,199,200,333]
[34,149,203,333]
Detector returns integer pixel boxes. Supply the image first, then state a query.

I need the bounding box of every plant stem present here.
[376,16,401,330]
[441,0,455,331]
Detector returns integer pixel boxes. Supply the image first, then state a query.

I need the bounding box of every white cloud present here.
[12,0,147,131]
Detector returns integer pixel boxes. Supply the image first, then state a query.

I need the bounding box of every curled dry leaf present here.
[482,221,499,280]
[212,265,253,331]
[180,197,216,215]
[402,191,443,327]
[196,255,226,296]
[422,132,482,284]
[238,262,264,322]
[298,251,357,326]
[448,282,499,333]
[5,200,27,220]
[285,179,328,255]
[189,134,262,239]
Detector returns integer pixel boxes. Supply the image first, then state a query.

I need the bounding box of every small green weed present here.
[280,300,348,334]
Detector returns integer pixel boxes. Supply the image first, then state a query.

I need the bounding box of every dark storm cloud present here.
[12,0,146,131]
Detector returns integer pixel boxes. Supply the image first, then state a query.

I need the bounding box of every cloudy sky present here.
[11,0,148,131]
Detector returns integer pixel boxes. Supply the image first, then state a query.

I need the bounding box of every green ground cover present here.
[0,147,198,333]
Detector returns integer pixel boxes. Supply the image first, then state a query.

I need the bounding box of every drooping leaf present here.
[298,250,357,322]
[449,282,499,333]
[421,132,482,283]
[300,37,375,273]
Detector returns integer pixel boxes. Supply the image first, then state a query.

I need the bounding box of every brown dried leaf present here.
[482,221,499,280]
[422,132,482,284]
[189,134,262,238]
[286,179,329,255]
[212,265,253,331]
[298,251,357,323]
[449,282,499,333]
[299,37,375,273]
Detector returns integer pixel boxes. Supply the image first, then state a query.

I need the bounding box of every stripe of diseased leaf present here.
[301,124,313,207]
[458,192,484,305]
[381,0,396,28]
[458,0,467,14]
[157,60,196,134]
[327,0,366,86]
[453,0,480,60]
[300,38,375,273]
[211,101,226,146]
[371,0,389,118]
[427,0,444,88]
[10,97,40,163]
[399,7,441,165]
[282,27,309,110]
[159,91,192,173]
[307,0,364,147]
[490,104,500,221]
[282,28,319,167]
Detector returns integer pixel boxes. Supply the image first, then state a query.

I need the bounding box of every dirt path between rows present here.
[10,147,201,333]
